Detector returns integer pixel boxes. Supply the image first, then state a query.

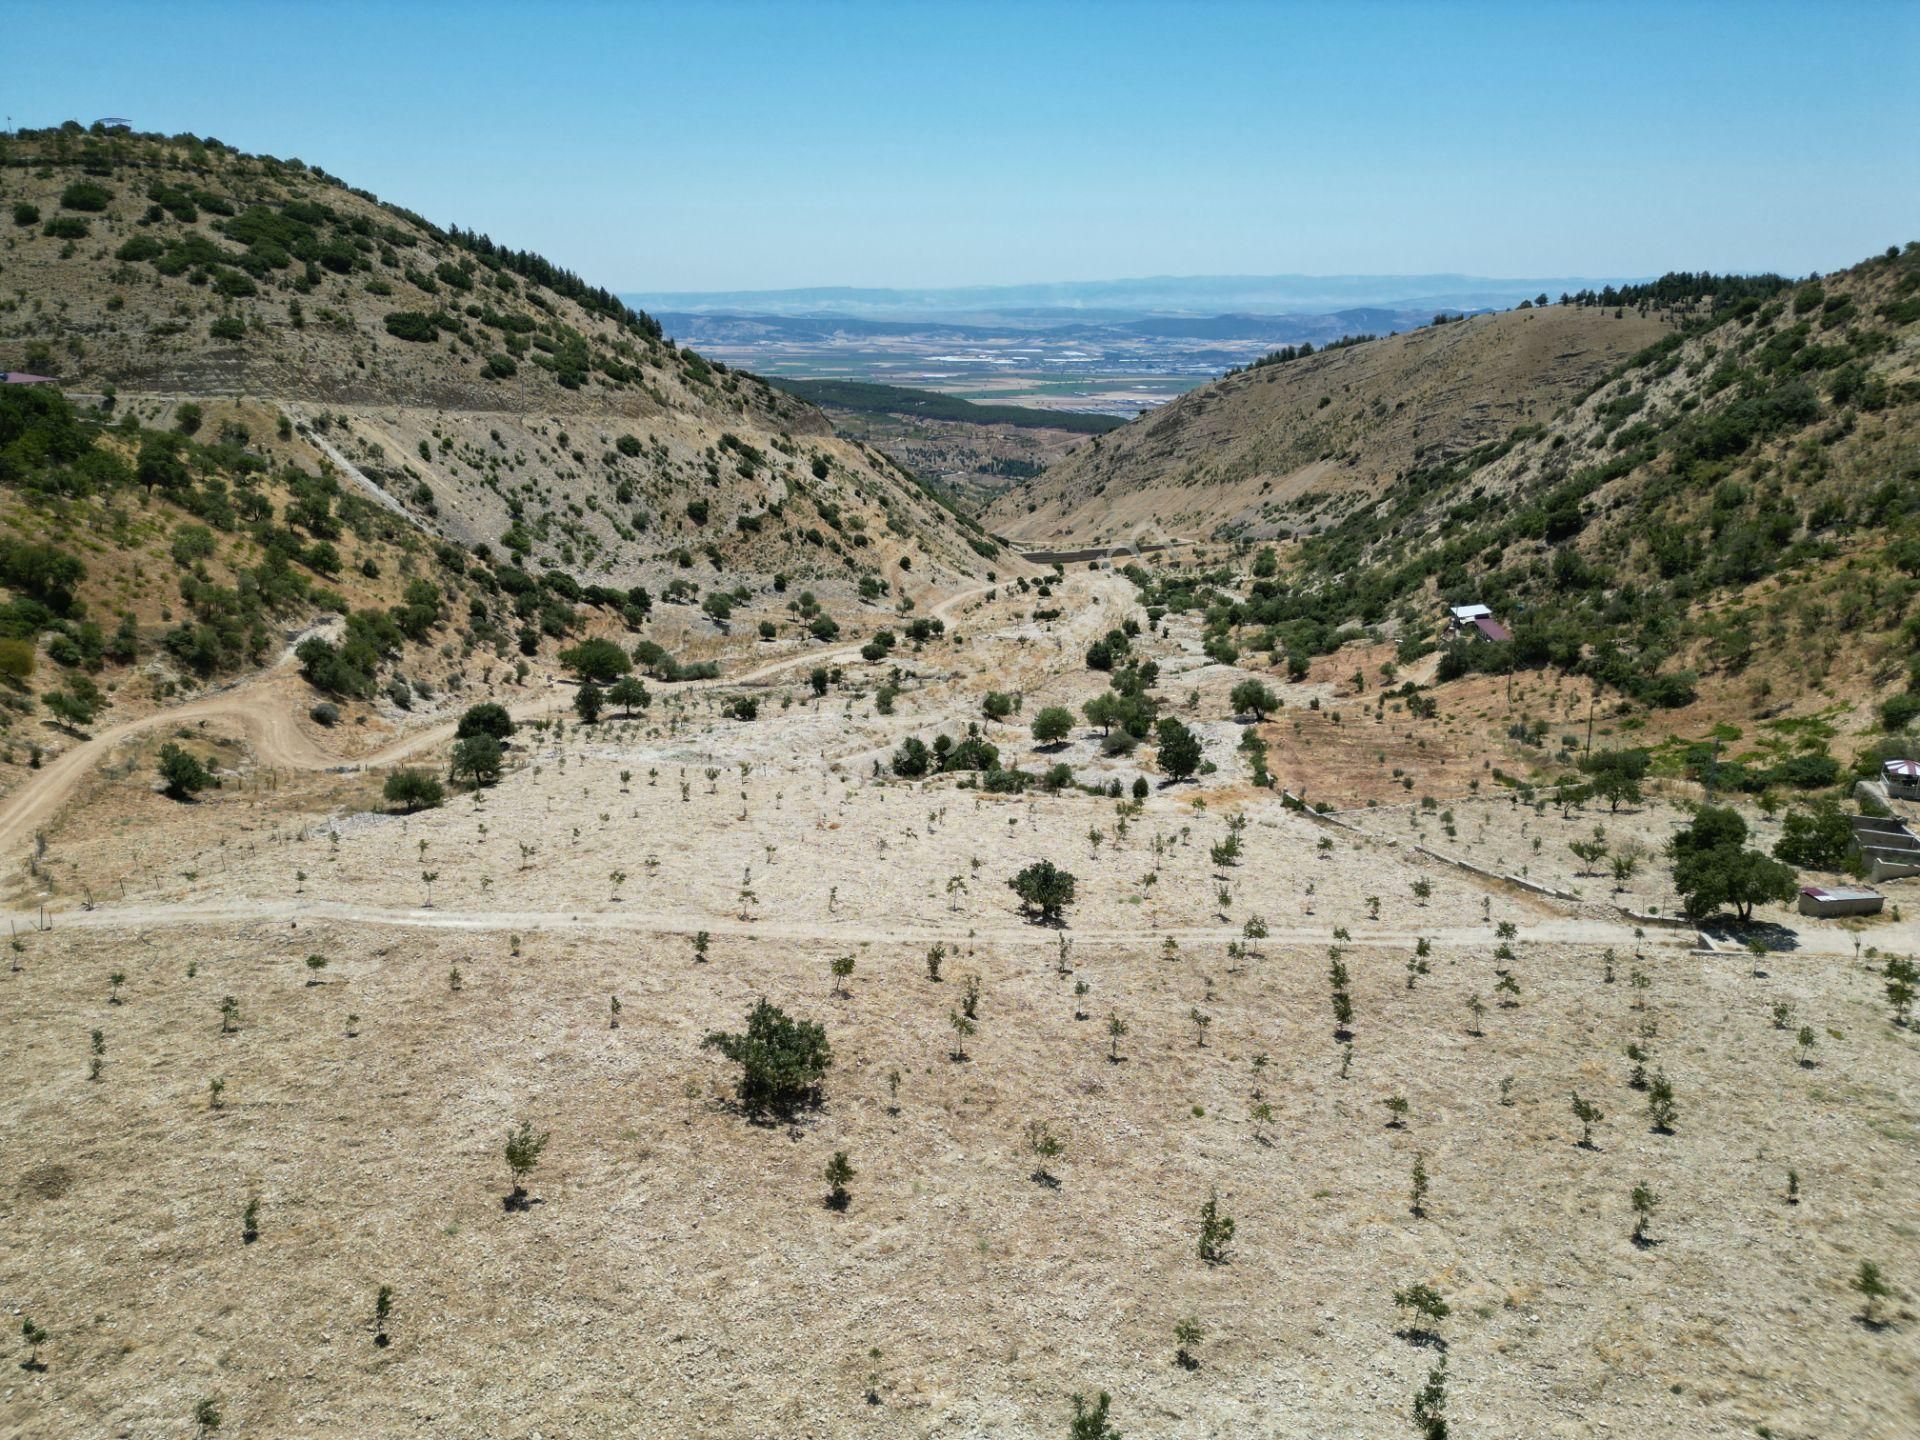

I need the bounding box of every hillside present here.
[0,124,1003,600]
[763,378,1124,435]
[1120,245,1920,759]
[986,304,1671,546]
[761,377,1118,512]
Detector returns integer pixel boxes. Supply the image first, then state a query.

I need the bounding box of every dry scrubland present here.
[3,574,1919,1439]
[984,306,1670,548]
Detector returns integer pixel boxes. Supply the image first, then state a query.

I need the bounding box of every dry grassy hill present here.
[1110,244,1920,780]
[0,122,1015,796]
[0,123,1002,596]
[986,304,1670,547]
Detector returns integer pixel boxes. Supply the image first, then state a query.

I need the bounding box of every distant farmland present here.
[764,378,1125,434]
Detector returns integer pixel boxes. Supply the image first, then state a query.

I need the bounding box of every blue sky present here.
[10,0,1917,291]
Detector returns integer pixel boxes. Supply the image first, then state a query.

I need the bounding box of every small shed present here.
[1448,603,1510,642]
[1884,759,1920,801]
[1797,885,1884,919]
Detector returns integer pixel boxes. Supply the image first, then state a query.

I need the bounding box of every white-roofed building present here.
[1885,758,1920,801]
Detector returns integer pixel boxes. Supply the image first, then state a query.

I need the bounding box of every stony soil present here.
[3,571,1917,1439]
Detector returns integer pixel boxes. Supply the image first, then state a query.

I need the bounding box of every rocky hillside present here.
[986,304,1670,546]
[1133,245,1920,754]
[0,123,1001,597]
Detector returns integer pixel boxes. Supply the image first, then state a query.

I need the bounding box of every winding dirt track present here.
[0,580,1000,866]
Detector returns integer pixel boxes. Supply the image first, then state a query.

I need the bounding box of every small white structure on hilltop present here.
[1449,604,1492,624]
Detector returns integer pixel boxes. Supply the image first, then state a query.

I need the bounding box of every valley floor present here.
[2,573,1916,1439]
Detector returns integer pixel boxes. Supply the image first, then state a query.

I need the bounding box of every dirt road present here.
[0,579,1002,865]
[7,891,1730,953]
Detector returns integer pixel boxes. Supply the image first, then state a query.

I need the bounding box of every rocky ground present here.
[3,571,1916,1439]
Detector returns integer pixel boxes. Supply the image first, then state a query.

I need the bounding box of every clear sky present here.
[10,0,1918,292]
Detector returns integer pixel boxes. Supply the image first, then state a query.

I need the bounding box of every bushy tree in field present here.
[1669,806,1797,921]
[158,743,214,801]
[1394,1281,1449,1341]
[456,702,515,741]
[1031,706,1074,746]
[1069,1391,1121,1440]
[383,768,445,812]
[1624,1183,1659,1246]
[1772,797,1854,870]
[1853,1260,1894,1325]
[1571,1092,1603,1148]
[607,676,651,716]
[701,999,832,1117]
[1578,748,1649,811]
[504,1120,550,1208]
[557,638,631,683]
[1009,860,1076,924]
[1229,679,1278,722]
[891,736,931,778]
[450,733,503,786]
[1155,718,1203,782]
[1412,1359,1448,1440]
[1197,1188,1235,1264]
[824,1150,854,1210]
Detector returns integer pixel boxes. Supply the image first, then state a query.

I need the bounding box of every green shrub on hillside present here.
[384,311,439,342]
[60,181,112,212]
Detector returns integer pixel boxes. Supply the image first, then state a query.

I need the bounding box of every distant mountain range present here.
[626,273,1646,325]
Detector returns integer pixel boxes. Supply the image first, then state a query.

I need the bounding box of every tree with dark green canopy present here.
[607,676,651,716]
[556,637,631,683]
[701,999,833,1117]
[1155,717,1203,782]
[158,743,214,801]
[1669,805,1797,921]
[1009,860,1077,925]
[455,702,514,740]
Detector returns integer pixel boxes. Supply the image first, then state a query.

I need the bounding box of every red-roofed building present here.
[1473,615,1512,642]
[3,372,57,386]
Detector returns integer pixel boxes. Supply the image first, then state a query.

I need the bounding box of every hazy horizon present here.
[625,270,1657,321]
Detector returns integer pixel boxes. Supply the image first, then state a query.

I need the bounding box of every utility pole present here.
[1584,686,1595,756]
